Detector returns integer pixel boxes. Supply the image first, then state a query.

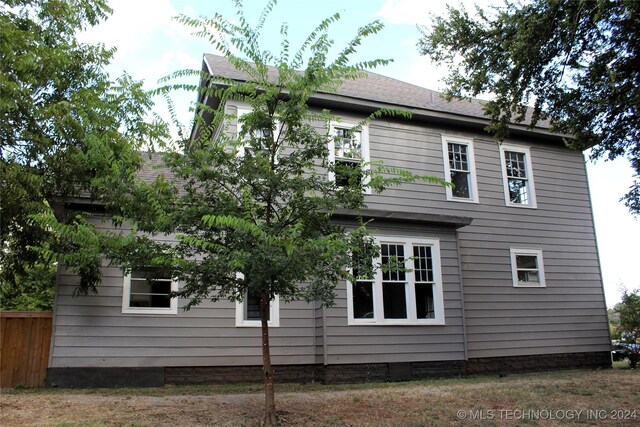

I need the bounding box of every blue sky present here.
[81,0,639,306]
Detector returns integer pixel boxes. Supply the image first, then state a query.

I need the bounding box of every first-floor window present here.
[348,236,445,325]
[122,268,178,314]
[236,288,280,327]
[510,248,546,287]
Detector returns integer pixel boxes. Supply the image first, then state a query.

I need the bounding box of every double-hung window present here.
[328,122,370,192]
[500,145,537,207]
[122,268,178,314]
[348,236,444,325]
[441,136,479,202]
[510,248,546,287]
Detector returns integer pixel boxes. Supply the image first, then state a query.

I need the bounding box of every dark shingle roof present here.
[203,54,506,125]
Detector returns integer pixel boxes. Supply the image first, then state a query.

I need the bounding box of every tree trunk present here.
[260,291,278,426]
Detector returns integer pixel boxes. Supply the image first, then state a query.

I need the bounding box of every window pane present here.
[130,293,154,307]
[381,244,405,281]
[129,277,171,308]
[505,151,527,178]
[450,170,470,198]
[448,143,468,171]
[413,245,433,283]
[131,279,152,294]
[353,281,374,319]
[130,293,170,308]
[516,255,538,269]
[334,128,361,160]
[246,289,268,321]
[508,178,529,204]
[415,283,435,319]
[517,270,540,283]
[383,283,407,319]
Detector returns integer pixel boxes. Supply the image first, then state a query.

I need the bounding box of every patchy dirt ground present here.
[1,369,638,426]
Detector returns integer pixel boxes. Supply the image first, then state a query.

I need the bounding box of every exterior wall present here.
[50,216,317,369]
[50,101,610,373]
[324,222,466,365]
[360,117,610,359]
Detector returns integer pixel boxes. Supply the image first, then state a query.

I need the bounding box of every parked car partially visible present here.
[612,342,640,367]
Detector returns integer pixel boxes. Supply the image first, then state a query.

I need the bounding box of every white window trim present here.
[510,248,546,288]
[234,272,280,327]
[499,144,537,208]
[122,272,178,315]
[235,294,280,327]
[441,135,479,203]
[328,121,371,194]
[346,236,445,326]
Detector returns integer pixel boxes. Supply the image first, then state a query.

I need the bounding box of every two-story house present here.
[47,55,611,387]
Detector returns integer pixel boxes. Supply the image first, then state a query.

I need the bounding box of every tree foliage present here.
[0,0,168,302]
[418,0,640,215]
[0,245,55,311]
[615,288,640,368]
[106,1,444,423]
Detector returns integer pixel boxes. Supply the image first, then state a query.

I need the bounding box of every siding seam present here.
[456,230,469,361]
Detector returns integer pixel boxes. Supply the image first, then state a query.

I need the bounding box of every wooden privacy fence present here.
[0,311,52,388]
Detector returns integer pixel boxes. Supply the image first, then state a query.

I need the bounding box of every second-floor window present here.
[500,145,537,208]
[441,136,478,202]
[328,122,370,191]
[236,106,277,158]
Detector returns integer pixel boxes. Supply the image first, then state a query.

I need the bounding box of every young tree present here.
[0,0,168,301]
[418,0,640,215]
[616,288,640,368]
[105,1,443,424]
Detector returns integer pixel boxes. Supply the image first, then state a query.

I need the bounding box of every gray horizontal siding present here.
[50,215,317,368]
[363,118,609,360]
[323,223,466,365]
[50,105,609,369]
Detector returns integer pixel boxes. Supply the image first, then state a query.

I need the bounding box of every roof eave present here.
[307,92,569,143]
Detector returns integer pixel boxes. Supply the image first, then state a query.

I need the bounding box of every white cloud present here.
[79,0,179,56]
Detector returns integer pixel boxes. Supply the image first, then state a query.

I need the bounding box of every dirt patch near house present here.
[1,368,638,426]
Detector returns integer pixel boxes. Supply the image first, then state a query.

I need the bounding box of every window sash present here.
[334,127,362,161]
[122,270,177,315]
[510,249,546,287]
[448,143,469,172]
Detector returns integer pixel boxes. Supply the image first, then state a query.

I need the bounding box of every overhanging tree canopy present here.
[0,0,168,296]
[418,0,640,215]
